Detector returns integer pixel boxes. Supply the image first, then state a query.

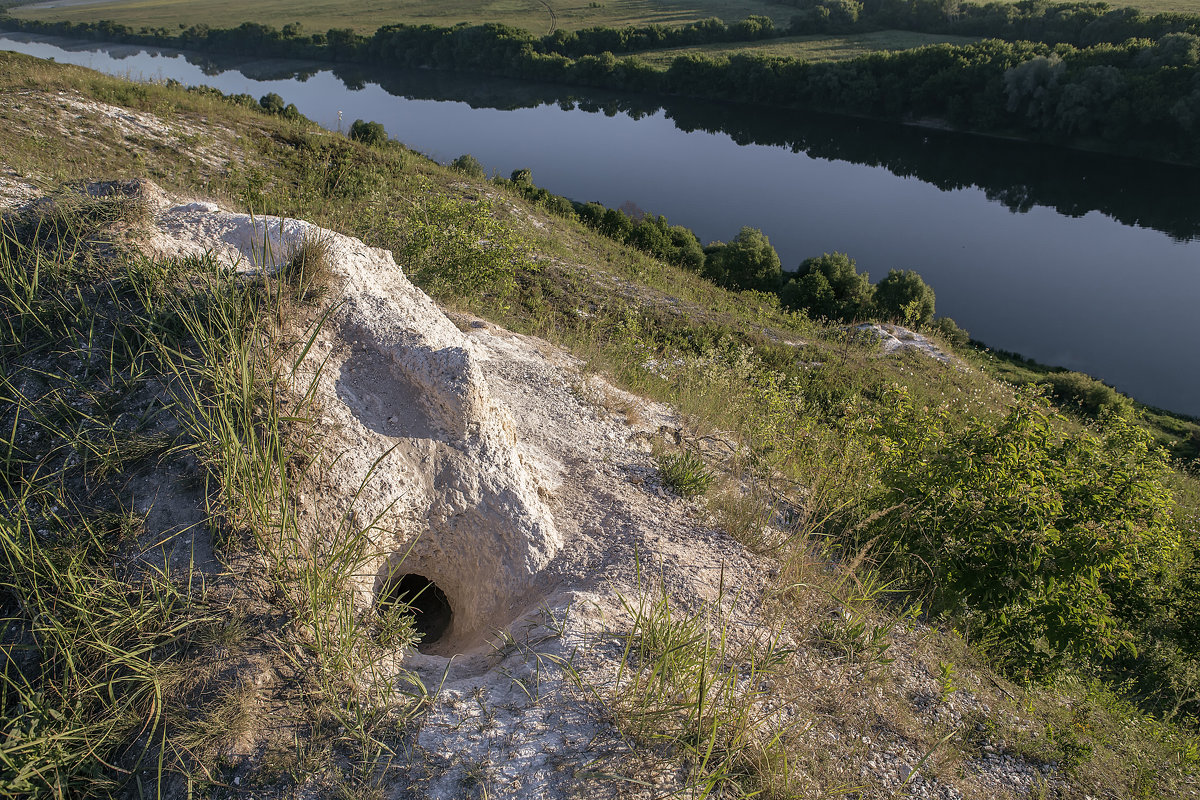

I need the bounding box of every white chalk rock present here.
[151,203,561,650]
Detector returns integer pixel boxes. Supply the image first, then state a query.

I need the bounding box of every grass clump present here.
[657,448,715,497]
[608,577,794,797]
[279,232,335,304]
[0,189,429,796]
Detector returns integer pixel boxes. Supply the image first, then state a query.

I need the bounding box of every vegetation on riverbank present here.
[2,51,1199,797]
[5,0,1200,164]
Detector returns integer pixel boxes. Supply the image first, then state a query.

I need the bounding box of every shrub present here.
[782,252,872,321]
[402,191,534,298]
[542,194,576,218]
[1040,371,1131,418]
[450,153,486,178]
[931,316,970,348]
[703,226,781,291]
[869,390,1178,675]
[259,92,285,114]
[874,268,935,327]
[349,119,387,146]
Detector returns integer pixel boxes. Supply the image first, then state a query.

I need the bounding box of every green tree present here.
[704,226,781,291]
[627,218,670,259]
[451,154,486,178]
[259,92,285,114]
[349,119,387,146]
[598,207,633,241]
[874,268,934,326]
[668,225,706,272]
[782,252,872,321]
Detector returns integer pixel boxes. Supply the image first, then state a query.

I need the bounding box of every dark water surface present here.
[3,33,1197,416]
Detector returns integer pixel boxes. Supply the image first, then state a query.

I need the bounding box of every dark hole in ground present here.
[379,573,452,649]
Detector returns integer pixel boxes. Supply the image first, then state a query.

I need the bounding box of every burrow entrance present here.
[377,573,453,652]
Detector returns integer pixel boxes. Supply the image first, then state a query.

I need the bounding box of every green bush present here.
[931,316,970,348]
[1040,371,1131,418]
[874,268,935,327]
[259,92,285,114]
[450,153,486,178]
[781,251,872,321]
[703,226,781,292]
[869,390,1178,675]
[402,190,534,299]
[349,119,387,147]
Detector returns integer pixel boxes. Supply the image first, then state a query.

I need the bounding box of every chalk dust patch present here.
[0,168,40,211]
[50,91,232,171]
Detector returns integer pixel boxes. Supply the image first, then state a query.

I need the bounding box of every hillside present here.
[1,52,1199,798]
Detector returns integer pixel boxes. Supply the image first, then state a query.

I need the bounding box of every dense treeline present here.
[786,0,1200,44]
[4,10,1200,163]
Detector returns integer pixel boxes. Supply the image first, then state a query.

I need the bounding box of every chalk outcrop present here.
[110,183,1054,800]
[150,199,562,648]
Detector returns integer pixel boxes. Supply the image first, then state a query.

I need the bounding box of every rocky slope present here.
[66,184,1071,799]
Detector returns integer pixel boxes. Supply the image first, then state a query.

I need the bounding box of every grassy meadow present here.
[5,0,790,35]
[8,0,1200,36]
[634,29,981,65]
[1,50,1199,797]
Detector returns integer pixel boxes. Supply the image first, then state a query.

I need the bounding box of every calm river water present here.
[2,32,1197,416]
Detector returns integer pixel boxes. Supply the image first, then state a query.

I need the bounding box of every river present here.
[2,32,1197,416]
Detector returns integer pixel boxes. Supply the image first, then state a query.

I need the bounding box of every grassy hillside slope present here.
[2,51,1198,797]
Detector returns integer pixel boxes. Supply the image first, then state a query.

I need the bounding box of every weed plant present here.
[656,448,715,497]
[608,573,794,797]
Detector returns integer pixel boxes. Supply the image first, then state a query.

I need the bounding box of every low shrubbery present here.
[1040,369,1133,416]
[400,188,536,299]
[867,390,1179,675]
[449,153,486,178]
[349,118,387,146]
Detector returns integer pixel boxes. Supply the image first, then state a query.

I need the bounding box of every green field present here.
[635,30,981,65]
[5,0,789,35]
[8,0,1200,36]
